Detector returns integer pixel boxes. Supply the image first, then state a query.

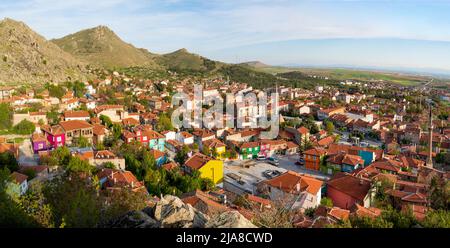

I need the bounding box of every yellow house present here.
[203,138,226,160]
[184,152,223,184]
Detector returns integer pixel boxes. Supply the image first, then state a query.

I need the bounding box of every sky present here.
[1,0,450,73]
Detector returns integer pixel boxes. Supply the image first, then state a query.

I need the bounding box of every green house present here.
[238,141,260,160]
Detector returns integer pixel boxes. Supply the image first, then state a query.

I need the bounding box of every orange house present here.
[304,147,327,171]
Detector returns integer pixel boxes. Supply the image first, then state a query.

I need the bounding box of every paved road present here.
[274,154,331,181]
[18,139,39,166]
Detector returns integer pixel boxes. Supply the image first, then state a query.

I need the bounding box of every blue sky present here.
[1,0,450,72]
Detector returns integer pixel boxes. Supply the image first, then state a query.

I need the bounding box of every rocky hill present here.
[155,48,226,72]
[52,25,161,69]
[102,195,256,228]
[0,18,87,84]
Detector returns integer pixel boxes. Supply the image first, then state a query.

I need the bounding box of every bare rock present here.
[206,211,257,228]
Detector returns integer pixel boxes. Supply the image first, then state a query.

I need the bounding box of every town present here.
[0,68,449,228]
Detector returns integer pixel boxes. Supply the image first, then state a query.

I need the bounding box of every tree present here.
[73,136,91,148]
[46,107,60,125]
[156,113,174,132]
[428,177,449,210]
[65,157,93,174]
[320,197,333,208]
[0,152,19,172]
[100,115,113,128]
[420,210,450,228]
[102,162,117,170]
[0,103,12,129]
[0,168,38,227]
[17,183,55,228]
[43,173,101,227]
[100,188,148,225]
[325,121,335,134]
[13,119,35,135]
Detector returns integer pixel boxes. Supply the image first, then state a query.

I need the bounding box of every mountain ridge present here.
[0,18,87,84]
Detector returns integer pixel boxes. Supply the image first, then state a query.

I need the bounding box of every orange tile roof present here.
[264,171,323,195]
[59,120,93,131]
[184,152,213,170]
[64,110,90,118]
[10,172,28,184]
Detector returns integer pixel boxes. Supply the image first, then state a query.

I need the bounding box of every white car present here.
[256,155,266,160]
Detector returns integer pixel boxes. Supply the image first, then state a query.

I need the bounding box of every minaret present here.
[426,103,433,168]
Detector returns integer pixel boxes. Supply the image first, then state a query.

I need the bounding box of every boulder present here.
[105,210,160,228]
[154,195,209,228]
[206,211,257,228]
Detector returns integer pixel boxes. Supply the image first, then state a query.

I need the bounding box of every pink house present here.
[41,125,66,148]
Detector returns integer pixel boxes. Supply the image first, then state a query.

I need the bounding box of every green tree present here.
[320,197,334,208]
[100,115,113,128]
[0,152,19,172]
[13,119,35,135]
[0,103,12,129]
[17,183,55,228]
[156,113,174,132]
[73,136,91,148]
[43,173,101,227]
[420,210,450,228]
[325,121,335,134]
[65,157,93,174]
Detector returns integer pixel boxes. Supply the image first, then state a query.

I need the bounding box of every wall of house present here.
[198,160,223,185]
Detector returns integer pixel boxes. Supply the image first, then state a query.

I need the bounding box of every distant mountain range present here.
[0,18,446,86]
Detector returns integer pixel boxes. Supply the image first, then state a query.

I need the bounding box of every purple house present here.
[31,133,50,153]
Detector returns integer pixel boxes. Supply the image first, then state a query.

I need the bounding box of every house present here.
[149,149,167,167]
[13,112,47,126]
[286,126,310,145]
[317,107,346,120]
[64,98,80,110]
[0,86,14,100]
[94,105,126,122]
[96,168,147,193]
[7,172,28,197]
[258,171,323,210]
[326,152,364,173]
[176,131,194,145]
[235,141,260,160]
[162,130,176,141]
[161,161,179,171]
[59,120,94,145]
[166,139,184,153]
[326,173,374,209]
[31,132,50,153]
[89,150,126,170]
[41,125,65,148]
[202,138,226,159]
[146,130,166,151]
[183,153,223,184]
[192,129,215,149]
[181,190,229,215]
[92,124,108,145]
[63,110,90,121]
[303,147,327,171]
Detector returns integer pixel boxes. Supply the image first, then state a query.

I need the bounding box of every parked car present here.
[256,155,266,160]
[266,157,279,166]
[296,159,305,166]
